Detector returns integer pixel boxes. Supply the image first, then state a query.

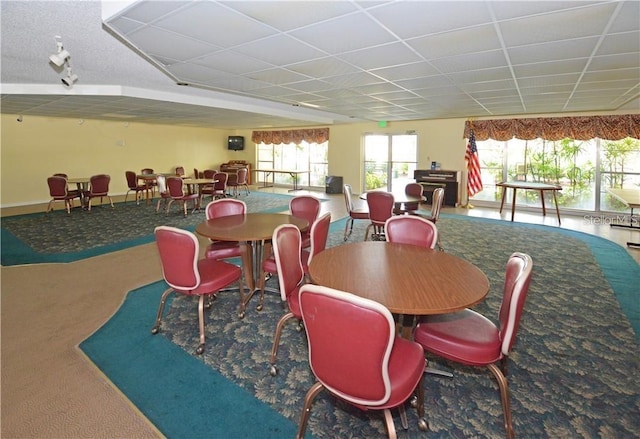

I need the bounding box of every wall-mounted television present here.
[228,136,245,151]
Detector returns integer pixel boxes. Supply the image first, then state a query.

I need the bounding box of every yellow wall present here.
[3,110,636,207]
[0,114,252,206]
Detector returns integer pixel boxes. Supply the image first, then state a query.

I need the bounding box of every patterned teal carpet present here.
[80,215,639,438]
[0,192,295,265]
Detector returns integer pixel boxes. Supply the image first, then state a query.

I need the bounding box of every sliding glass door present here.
[363,134,418,191]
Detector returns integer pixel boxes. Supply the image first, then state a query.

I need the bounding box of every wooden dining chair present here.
[165,176,199,217]
[124,170,146,204]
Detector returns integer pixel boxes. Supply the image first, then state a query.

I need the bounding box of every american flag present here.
[465,130,483,197]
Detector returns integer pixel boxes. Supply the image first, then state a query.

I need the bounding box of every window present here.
[256,140,328,188]
[472,137,640,213]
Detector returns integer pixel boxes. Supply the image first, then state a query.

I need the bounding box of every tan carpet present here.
[1,243,165,438]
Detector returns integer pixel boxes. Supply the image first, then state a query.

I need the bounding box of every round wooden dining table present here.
[308,241,489,337]
[195,213,308,293]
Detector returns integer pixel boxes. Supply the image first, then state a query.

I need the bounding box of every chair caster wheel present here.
[418,418,429,431]
[238,311,245,319]
[151,327,159,335]
[195,345,205,355]
[269,365,278,376]
[410,396,417,408]
[256,304,263,311]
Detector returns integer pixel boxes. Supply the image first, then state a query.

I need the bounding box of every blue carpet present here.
[79,282,301,438]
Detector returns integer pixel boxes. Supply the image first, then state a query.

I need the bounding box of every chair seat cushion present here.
[350,210,369,219]
[205,241,242,260]
[180,258,242,295]
[414,309,502,366]
[262,256,277,274]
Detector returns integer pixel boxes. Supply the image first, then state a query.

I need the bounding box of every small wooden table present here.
[254,169,310,192]
[195,213,309,292]
[182,177,217,211]
[607,188,640,248]
[308,241,489,337]
[497,181,562,225]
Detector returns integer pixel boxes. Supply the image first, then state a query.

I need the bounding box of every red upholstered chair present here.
[394,182,424,214]
[46,175,81,214]
[343,184,369,241]
[227,168,249,197]
[268,224,306,376]
[124,170,146,204]
[203,199,250,317]
[83,174,114,211]
[236,167,250,196]
[413,252,533,439]
[151,226,244,355]
[296,284,428,439]
[414,187,445,250]
[204,172,228,200]
[165,176,199,217]
[301,212,331,275]
[290,195,321,249]
[365,191,394,241]
[385,215,438,249]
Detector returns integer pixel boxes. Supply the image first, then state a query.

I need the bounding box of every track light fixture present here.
[50,36,78,87]
[62,66,78,86]
[49,37,71,67]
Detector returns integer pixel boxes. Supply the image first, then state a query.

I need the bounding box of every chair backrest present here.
[385,215,438,249]
[205,198,246,220]
[175,166,185,176]
[213,172,228,190]
[166,176,185,197]
[290,195,321,227]
[125,171,138,189]
[156,175,168,195]
[236,168,248,184]
[203,169,217,179]
[405,182,423,198]
[53,173,68,178]
[299,284,396,406]
[89,174,110,195]
[343,184,355,212]
[366,191,394,225]
[272,224,305,302]
[498,252,533,355]
[141,168,154,175]
[47,176,68,197]
[194,168,200,178]
[307,212,332,265]
[430,187,445,222]
[154,226,200,290]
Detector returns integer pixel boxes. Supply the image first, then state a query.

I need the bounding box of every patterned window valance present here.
[463,115,640,141]
[251,127,330,145]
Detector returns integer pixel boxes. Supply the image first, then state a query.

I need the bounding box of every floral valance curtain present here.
[251,128,330,145]
[463,114,640,141]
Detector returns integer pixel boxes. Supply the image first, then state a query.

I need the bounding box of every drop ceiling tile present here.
[368,1,493,39]
[222,0,357,32]
[289,11,396,53]
[234,34,326,65]
[406,25,501,60]
[153,2,277,47]
[337,42,422,70]
[126,26,218,62]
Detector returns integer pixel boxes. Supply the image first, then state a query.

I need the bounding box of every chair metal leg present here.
[269,311,295,376]
[296,382,324,439]
[151,287,174,335]
[382,409,398,439]
[196,295,206,355]
[487,362,515,439]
